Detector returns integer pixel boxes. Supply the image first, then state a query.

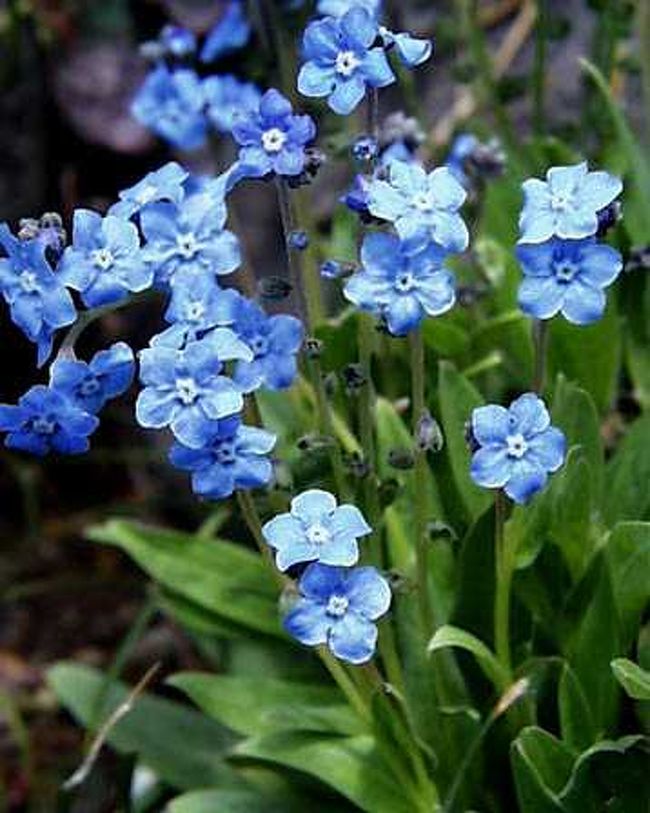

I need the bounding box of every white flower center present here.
[553,260,579,283]
[326,594,349,618]
[32,416,55,435]
[79,377,101,397]
[176,376,198,404]
[250,334,269,357]
[550,193,572,212]
[506,432,528,459]
[261,128,287,153]
[19,271,38,293]
[412,191,435,212]
[185,301,206,322]
[335,50,361,77]
[306,523,331,546]
[215,440,236,465]
[395,271,416,292]
[91,248,115,270]
[176,232,199,259]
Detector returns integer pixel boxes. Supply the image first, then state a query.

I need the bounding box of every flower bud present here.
[257,276,293,301]
[387,447,415,470]
[415,409,444,453]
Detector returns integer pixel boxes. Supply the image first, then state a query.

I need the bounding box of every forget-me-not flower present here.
[518,162,622,244]
[109,162,189,219]
[232,89,317,178]
[516,237,622,325]
[140,193,240,288]
[298,7,395,115]
[231,297,304,392]
[0,226,76,365]
[368,161,469,252]
[470,393,566,504]
[136,328,251,448]
[203,75,262,134]
[158,25,197,58]
[50,342,135,413]
[344,231,455,335]
[200,0,251,62]
[170,414,276,500]
[58,210,152,308]
[263,488,371,571]
[317,0,382,18]
[284,562,391,664]
[379,26,432,68]
[131,65,207,151]
[0,385,99,456]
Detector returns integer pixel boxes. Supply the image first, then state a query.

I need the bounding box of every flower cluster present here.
[262,489,391,664]
[516,162,623,325]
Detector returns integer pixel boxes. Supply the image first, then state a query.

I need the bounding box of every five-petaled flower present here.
[344,231,455,335]
[368,160,469,252]
[170,414,276,500]
[284,562,391,664]
[298,7,395,115]
[470,393,566,504]
[109,162,189,220]
[516,237,622,325]
[263,488,372,571]
[203,74,262,135]
[232,89,317,178]
[518,162,622,244]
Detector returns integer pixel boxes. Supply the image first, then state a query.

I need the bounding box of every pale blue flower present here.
[109,162,189,219]
[50,342,135,413]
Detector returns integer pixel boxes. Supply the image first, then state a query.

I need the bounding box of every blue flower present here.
[140,193,240,288]
[170,414,276,499]
[154,271,241,348]
[159,25,197,58]
[135,328,252,448]
[131,65,207,151]
[379,26,432,68]
[0,385,99,456]
[470,393,566,504]
[232,89,317,178]
[298,8,394,115]
[516,237,622,325]
[445,133,479,186]
[284,563,391,664]
[49,342,135,413]
[263,489,372,571]
[0,226,76,365]
[200,0,251,62]
[109,162,189,219]
[344,231,455,335]
[230,297,303,392]
[518,162,622,244]
[58,210,151,308]
[317,0,382,18]
[368,161,469,251]
[203,75,262,135]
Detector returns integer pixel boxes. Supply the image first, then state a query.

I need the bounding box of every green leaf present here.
[87,520,282,637]
[235,732,415,813]
[437,361,491,524]
[514,727,575,795]
[452,507,495,647]
[167,789,302,813]
[428,625,509,692]
[603,417,650,526]
[422,315,470,359]
[511,732,566,813]
[605,522,650,650]
[548,450,594,582]
[47,663,239,791]
[558,663,598,752]
[471,309,534,389]
[610,659,650,700]
[619,271,650,410]
[169,672,365,737]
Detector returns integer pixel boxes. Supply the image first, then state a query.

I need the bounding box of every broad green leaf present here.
[422,316,470,359]
[511,734,566,813]
[428,625,509,692]
[558,663,597,752]
[452,507,495,647]
[605,522,650,650]
[437,361,491,524]
[159,589,251,639]
[548,450,594,581]
[471,309,534,389]
[169,672,365,737]
[610,659,650,701]
[47,663,239,791]
[87,520,282,637]
[235,732,416,813]
[602,418,650,526]
[514,727,575,795]
[168,789,301,813]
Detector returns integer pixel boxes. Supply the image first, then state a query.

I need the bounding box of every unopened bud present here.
[304,338,323,359]
[416,409,444,453]
[257,276,292,301]
[388,447,415,470]
[342,363,366,392]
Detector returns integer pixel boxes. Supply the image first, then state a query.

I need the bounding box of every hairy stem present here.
[532,319,548,394]
[493,491,513,675]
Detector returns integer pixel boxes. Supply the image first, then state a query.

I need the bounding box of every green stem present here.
[236,490,286,588]
[493,491,513,675]
[532,0,548,137]
[532,319,548,394]
[318,648,371,723]
[409,329,434,636]
[275,178,312,331]
[639,0,650,145]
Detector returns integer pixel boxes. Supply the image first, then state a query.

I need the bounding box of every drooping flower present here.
[469,393,566,504]
[378,26,432,68]
[153,271,241,348]
[0,226,76,366]
[170,414,276,499]
[0,385,99,456]
[263,488,372,571]
[230,297,303,392]
[344,231,455,335]
[516,237,622,325]
[298,7,395,115]
[49,342,135,413]
[368,160,469,252]
[231,89,317,178]
[140,193,240,288]
[135,329,251,448]
[58,210,152,308]
[284,563,391,664]
[518,162,622,244]
[203,74,262,134]
[109,162,189,219]
[131,65,207,150]
[200,0,251,62]
[317,0,382,19]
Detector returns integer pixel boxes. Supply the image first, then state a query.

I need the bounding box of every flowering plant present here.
[3,1,649,811]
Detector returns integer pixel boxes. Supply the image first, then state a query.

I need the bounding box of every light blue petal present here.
[527,426,566,472]
[471,404,509,445]
[557,205,599,240]
[504,458,547,504]
[470,447,511,488]
[291,488,337,522]
[284,599,330,646]
[329,504,372,538]
[579,170,622,211]
[560,279,606,325]
[276,541,319,571]
[135,388,176,428]
[345,566,391,620]
[328,76,367,115]
[299,562,346,601]
[361,49,395,88]
[515,241,555,277]
[328,613,377,664]
[262,513,305,551]
[508,393,550,435]
[385,295,423,335]
[298,61,335,98]
[318,535,359,567]
[578,242,622,288]
[518,276,564,320]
